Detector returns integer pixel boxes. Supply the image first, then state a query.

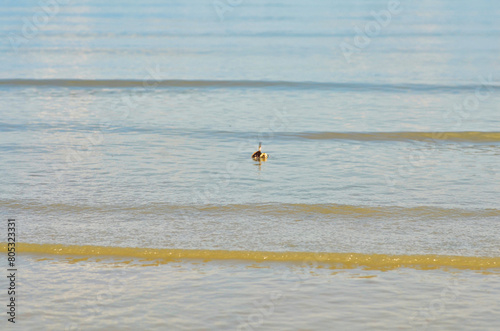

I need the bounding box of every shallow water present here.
[1,0,500,329]
[13,254,500,331]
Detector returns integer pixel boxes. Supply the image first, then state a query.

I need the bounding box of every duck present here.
[252,142,268,160]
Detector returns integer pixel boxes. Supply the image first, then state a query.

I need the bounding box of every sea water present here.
[1,0,499,330]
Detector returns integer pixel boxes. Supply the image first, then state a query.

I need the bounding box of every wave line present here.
[4,243,499,270]
[2,201,499,218]
[1,79,499,92]
[293,131,500,142]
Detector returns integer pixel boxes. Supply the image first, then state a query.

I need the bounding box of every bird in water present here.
[252,142,268,160]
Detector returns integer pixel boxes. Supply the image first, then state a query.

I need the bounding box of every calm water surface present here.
[0,0,499,330]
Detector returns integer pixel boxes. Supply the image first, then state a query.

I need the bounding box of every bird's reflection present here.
[253,158,267,171]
